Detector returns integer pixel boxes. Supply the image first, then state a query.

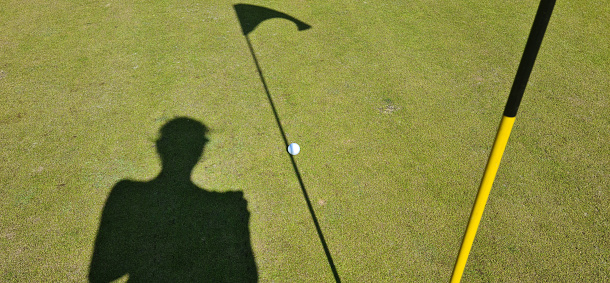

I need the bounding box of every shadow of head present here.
[156,117,209,172]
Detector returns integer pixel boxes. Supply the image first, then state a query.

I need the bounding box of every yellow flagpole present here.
[450,0,555,281]
[450,116,515,282]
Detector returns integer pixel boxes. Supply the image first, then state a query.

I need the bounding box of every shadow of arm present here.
[89,181,132,282]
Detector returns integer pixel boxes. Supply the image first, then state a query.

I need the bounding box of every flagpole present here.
[450,1,555,282]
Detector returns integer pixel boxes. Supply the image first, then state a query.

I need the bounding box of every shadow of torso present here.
[89,178,257,282]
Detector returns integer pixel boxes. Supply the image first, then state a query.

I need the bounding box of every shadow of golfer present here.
[89,117,257,282]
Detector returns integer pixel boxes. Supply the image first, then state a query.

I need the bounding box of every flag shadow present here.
[234,4,341,283]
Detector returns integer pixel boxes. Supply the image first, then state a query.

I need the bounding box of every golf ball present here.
[288,143,300,155]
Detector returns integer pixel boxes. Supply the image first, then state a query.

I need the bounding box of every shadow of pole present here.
[235,4,341,282]
[245,35,341,283]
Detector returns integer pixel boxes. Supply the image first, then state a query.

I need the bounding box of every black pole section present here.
[244,35,342,283]
[503,0,556,117]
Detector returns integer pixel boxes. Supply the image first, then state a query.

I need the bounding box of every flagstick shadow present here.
[237,6,341,281]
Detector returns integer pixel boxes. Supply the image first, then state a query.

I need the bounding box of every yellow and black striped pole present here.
[450,0,555,282]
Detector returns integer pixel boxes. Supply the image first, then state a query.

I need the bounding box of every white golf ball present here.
[288,143,300,155]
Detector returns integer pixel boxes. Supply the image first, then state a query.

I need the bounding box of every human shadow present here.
[89,117,257,282]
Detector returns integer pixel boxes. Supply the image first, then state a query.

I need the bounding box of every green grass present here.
[1,0,608,281]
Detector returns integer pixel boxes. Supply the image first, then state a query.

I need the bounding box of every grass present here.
[1,0,608,281]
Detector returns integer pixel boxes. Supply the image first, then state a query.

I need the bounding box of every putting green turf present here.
[1,0,608,281]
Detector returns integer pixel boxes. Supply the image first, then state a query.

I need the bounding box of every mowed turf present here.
[1,0,608,281]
